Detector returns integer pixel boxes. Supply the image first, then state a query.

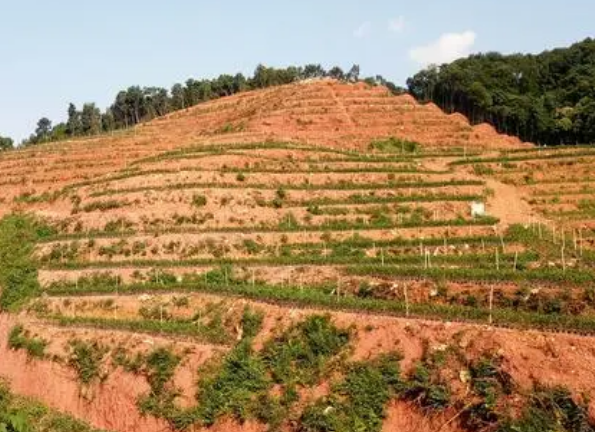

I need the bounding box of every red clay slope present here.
[0,79,527,206]
[150,78,527,150]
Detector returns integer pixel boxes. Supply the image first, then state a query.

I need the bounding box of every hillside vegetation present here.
[2,80,595,432]
[408,38,595,146]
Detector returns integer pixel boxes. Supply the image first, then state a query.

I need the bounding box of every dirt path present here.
[422,157,549,228]
[327,84,356,129]
[483,177,547,227]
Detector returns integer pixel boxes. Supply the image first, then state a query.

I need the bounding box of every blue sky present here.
[1,0,593,141]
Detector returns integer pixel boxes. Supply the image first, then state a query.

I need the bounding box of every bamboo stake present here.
[538,222,543,239]
[489,285,494,325]
[513,251,518,272]
[404,285,410,317]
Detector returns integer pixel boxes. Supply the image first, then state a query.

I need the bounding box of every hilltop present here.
[2,80,595,432]
[0,80,524,204]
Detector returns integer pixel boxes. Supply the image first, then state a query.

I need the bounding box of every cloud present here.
[388,16,405,33]
[353,21,372,38]
[409,31,476,65]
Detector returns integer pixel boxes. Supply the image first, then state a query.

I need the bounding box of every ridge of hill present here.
[0,80,525,207]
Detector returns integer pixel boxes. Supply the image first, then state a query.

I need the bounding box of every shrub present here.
[0,214,51,310]
[191,194,207,207]
[8,325,47,359]
[370,137,420,153]
[67,340,107,385]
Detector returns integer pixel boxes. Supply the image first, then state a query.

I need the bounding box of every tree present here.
[66,103,82,136]
[0,135,13,151]
[171,83,185,110]
[81,103,102,135]
[34,118,52,143]
[346,64,360,82]
[302,64,326,79]
[328,66,345,81]
[405,38,595,145]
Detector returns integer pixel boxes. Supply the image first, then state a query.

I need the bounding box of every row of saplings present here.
[7,312,594,432]
[357,281,595,317]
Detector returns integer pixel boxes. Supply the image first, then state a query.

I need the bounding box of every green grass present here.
[7,325,48,359]
[498,387,594,432]
[89,179,484,198]
[67,339,108,385]
[370,136,420,154]
[0,214,55,311]
[0,381,107,432]
[52,315,233,346]
[40,214,498,243]
[299,353,402,432]
[44,269,595,335]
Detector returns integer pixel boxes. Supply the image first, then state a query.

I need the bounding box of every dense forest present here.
[407,38,595,145]
[2,64,402,149]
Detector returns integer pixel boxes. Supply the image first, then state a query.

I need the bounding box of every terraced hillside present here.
[2,80,595,432]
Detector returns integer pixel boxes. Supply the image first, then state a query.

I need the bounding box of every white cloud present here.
[353,21,372,38]
[409,31,477,65]
[388,16,405,33]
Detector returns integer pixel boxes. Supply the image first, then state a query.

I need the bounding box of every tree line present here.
[407,38,595,146]
[2,64,403,149]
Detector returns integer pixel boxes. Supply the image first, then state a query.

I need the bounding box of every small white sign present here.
[471,201,486,218]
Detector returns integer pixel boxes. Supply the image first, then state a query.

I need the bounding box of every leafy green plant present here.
[7,325,47,359]
[370,137,420,154]
[67,340,108,385]
[262,315,351,386]
[137,347,181,419]
[300,353,402,432]
[191,194,207,207]
[0,214,54,311]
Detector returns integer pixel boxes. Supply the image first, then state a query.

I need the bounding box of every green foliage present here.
[473,164,495,176]
[370,137,420,154]
[79,200,127,213]
[7,325,47,359]
[137,348,181,419]
[299,353,402,432]
[262,315,351,386]
[191,194,207,207]
[0,381,101,432]
[67,340,108,385]
[498,387,595,432]
[0,214,53,311]
[402,361,450,411]
[407,38,595,145]
[195,339,269,426]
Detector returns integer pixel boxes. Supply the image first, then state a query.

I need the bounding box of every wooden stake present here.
[513,251,518,272]
[561,246,566,273]
[404,285,410,317]
[489,285,494,325]
[538,222,543,239]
